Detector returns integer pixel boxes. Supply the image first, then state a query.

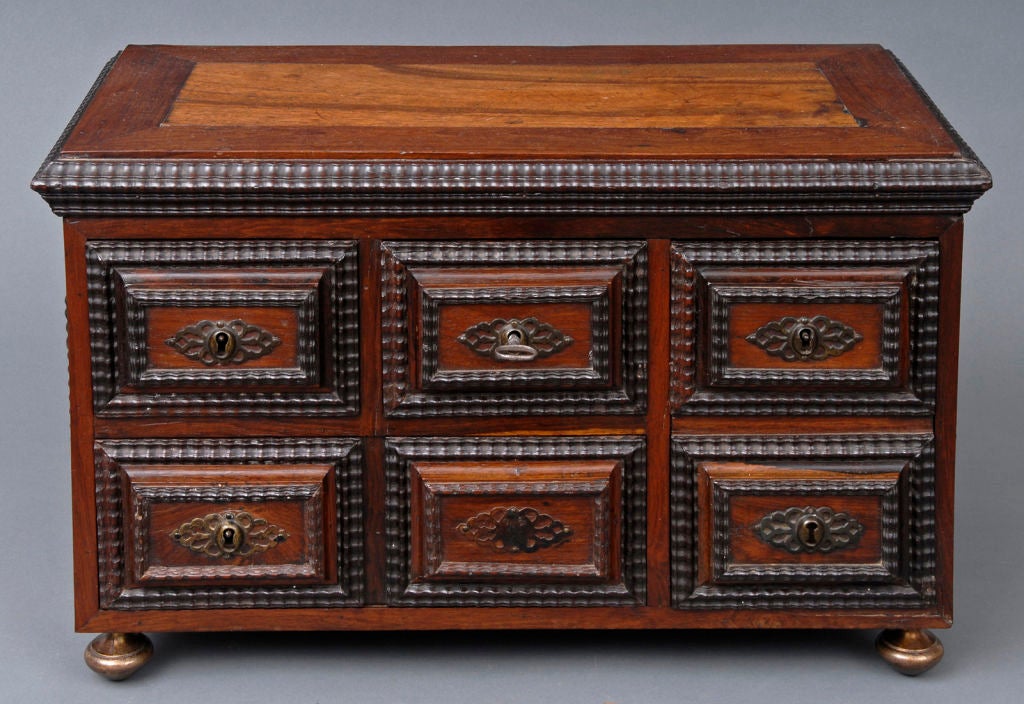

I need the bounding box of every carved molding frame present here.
[33,158,991,216]
[670,433,936,610]
[709,477,901,584]
[122,286,320,388]
[95,438,364,609]
[86,239,359,417]
[421,479,611,580]
[381,240,647,417]
[419,285,612,390]
[707,285,904,387]
[384,436,646,605]
[670,240,939,415]
[130,481,325,584]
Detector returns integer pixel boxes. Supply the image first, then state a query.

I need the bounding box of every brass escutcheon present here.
[170,509,288,558]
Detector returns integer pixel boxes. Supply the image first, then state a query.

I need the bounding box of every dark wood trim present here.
[363,437,386,605]
[64,46,195,154]
[77,606,951,633]
[672,416,933,435]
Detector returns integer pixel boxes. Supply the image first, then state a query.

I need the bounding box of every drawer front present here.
[385,436,646,605]
[123,466,332,588]
[411,462,618,583]
[86,240,359,416]
[382,241,647,417]
[670,240,938,415]
[95,438,363,609]
[671,434,936,610]
[697,464,900,585]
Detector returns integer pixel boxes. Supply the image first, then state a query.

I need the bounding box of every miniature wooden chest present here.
[32,44,990,678]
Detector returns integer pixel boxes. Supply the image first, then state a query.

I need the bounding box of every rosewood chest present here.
[31,44,991,679]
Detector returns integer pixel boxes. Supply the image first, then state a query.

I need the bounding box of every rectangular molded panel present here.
[116,267,322,387]
[94,438,364,609]
[381,240,647,417]
[696,463,903,585]
[409,461,620,583]
[384,435,646,605]
[122,465,335,588]
[670,240,938,415]
[86,239,360,417]
[671,433,937,610]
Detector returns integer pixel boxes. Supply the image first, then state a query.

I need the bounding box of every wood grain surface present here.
[166,61,858,129]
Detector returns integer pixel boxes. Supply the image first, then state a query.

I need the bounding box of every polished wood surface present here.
[166,61,858,129]
[729,302,885,370]
[60,44,962,159]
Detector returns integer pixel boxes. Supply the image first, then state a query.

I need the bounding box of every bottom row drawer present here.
[94,436,647,609]
[385,436,647,606]
[95,438,365,610]
[671,433,937,610]
[93,433,936,611]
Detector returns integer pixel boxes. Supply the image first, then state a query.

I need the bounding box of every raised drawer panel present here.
[86,240,359,417]
[122,466,334,588]
[381,240,647,417]
[410,462,619,582]
[385,436,646,605]
[94,438,364,609]
[671,434,936,610]
[670,240,938,415]
[696,464,902,585]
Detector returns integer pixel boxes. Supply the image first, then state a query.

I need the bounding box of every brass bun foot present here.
[875,629,944,676]
[84,632,154,681]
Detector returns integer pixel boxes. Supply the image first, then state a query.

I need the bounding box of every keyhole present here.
[216,520,244,553]
[791,324,818,357]
[798,517,823,548]
[209,329,236,360]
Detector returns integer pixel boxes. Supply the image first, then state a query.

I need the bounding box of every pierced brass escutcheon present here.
[170,510,288,559]
[457,506,572,553]
[746,314,863,362]
[165,319,281,366]
[754,506,865,554]
[457,316,573,362]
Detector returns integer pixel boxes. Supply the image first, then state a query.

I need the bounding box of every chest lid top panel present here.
[33,45,990,215]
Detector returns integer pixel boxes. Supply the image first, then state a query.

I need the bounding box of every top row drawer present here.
[85,238,936,418]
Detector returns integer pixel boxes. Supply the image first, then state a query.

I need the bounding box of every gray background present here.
[1,1,1021,702]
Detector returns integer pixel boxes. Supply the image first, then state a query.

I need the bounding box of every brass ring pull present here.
[492,323,539,362]
[493,343,539,361]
